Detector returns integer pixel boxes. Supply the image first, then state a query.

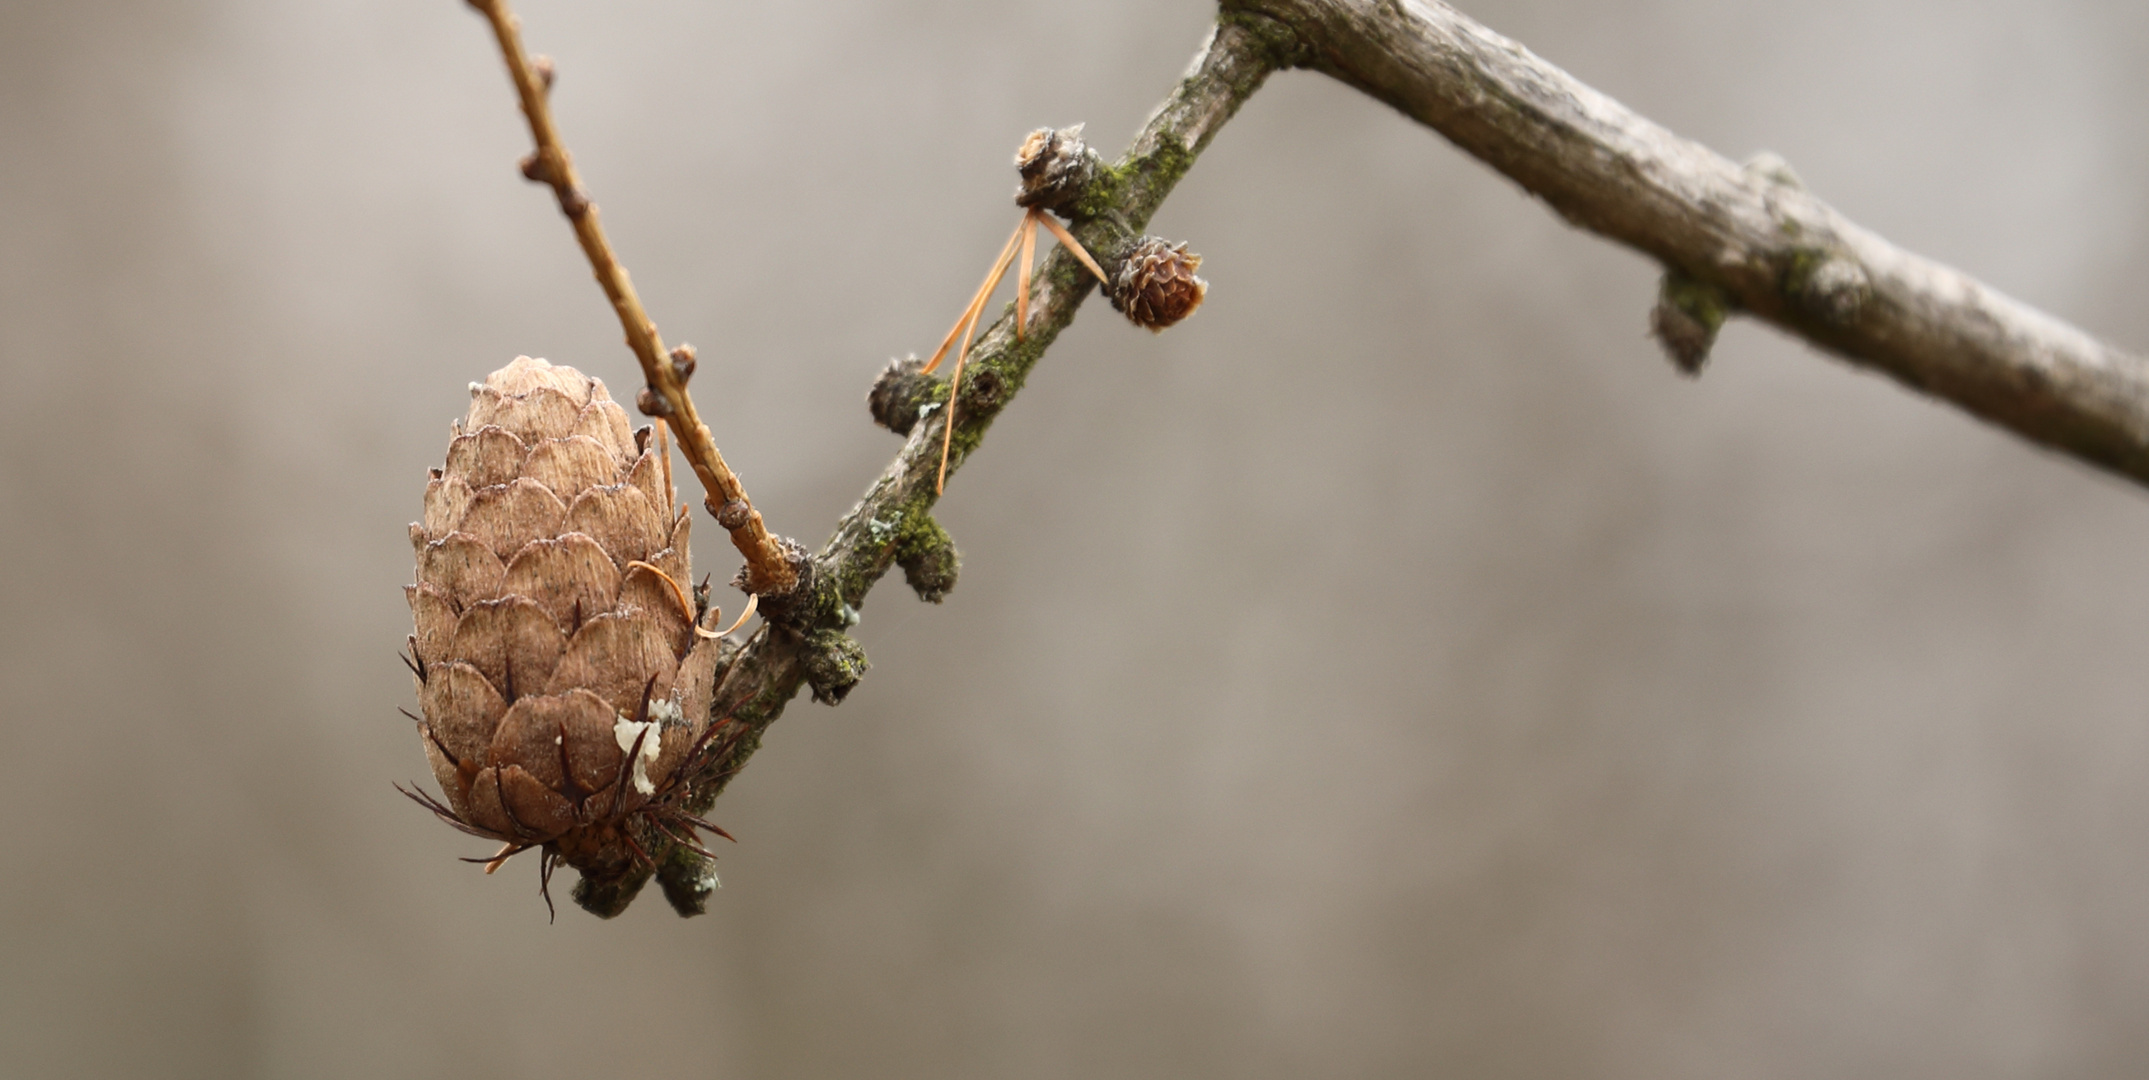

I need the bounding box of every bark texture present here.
[1225,0,2149,479]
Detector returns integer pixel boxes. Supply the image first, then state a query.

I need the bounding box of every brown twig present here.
[465,0,797,595]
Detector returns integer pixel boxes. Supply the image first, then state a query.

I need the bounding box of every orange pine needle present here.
[693,591,759,639]
[923,216,1029,375]
[1016,209,1039,342]
[1035,212,1111,285]
[938,233,1021,494]
[625,559,696,625]
[720,592,759,636]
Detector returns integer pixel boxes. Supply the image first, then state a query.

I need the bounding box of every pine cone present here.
[1107,236,1207,332]
[403,356,735,909]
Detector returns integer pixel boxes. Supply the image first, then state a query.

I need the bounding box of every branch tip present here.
[467,0,798,598]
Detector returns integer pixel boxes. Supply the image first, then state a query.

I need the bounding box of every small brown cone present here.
[403,356,735,912]
[1107,236,1207,332]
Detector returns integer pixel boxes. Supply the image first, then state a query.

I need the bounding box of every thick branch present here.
[1227,0,2149,482]
[468,0,796,594]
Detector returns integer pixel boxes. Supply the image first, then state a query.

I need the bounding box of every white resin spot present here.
[613,713,663,795]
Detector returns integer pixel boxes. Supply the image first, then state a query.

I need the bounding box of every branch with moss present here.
[574,18,1287,918]
[1228,0,2149,480]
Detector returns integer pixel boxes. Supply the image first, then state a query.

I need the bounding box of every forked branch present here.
[668,2,2149,912]
[452,3,2146,916]
[465,0,797,595]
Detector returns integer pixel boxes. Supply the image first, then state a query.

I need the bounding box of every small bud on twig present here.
[531,54,555,92]
[1650,268,1729,376]
[636,386,673,417]
[714,499,751,531]
[867,355,933,435]
[1743,150,1804,191]
[669,343,697,383]
[1788,253,1871,324]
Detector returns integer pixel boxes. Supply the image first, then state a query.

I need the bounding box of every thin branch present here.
[1226,0,2149,484]
[465,0,797,595]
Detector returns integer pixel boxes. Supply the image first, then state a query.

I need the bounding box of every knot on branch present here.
[737,537,819,624]
[669,343,697,383]
[1650,268,1732,376]
[1217,9,1315,69]
[868,355,937,435]
[1741,154,1870,327]
[635,386,674,417]
[1786,248,1871,325]
[570,852,652,919]
[1743,150,1804,191]
[1014,125,1102,214]
[894,513,961,603]
[714,498,752,531]
[801,629,870,705]
[657,842,720,917]
[556,186,591,219]
[962,365,1007,413]
[1107,236,1208,331]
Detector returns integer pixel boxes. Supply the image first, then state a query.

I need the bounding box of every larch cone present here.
[1107,236,1207,332]
[402,356,735,918]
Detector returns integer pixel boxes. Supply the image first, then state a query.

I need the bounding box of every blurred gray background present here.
[4,0,2148,1076]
